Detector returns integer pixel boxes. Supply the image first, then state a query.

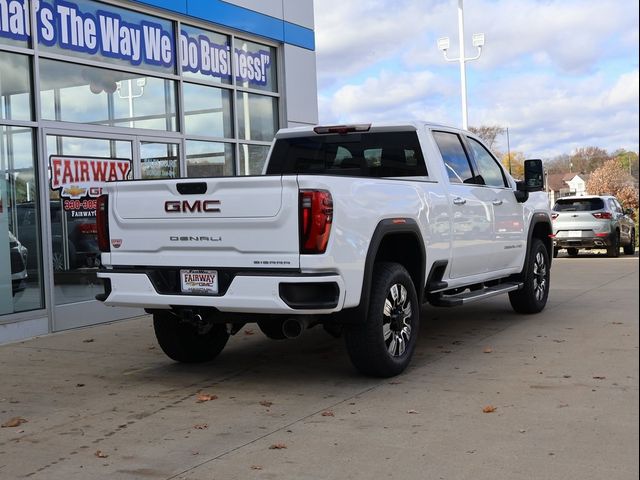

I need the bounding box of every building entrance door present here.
[43,130,181,331]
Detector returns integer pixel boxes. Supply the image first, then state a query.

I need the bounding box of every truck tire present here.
[153,311,229,363]
[623,230,635,255]
[509,238,550,314]
[607,232,620,258]
[344,262,419,377]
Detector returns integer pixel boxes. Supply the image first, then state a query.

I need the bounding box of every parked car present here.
[551,195,636,257]
[9,231,28,295]
[14,201,100,271]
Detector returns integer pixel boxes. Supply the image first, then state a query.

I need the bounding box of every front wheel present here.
[153,311,229,363]
[509,238,550,314]
[344,262,419,377]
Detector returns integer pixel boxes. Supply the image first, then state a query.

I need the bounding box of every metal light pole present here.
[437,0,484,130]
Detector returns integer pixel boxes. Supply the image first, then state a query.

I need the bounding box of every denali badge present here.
[165,200,221,213]
[170,236,222,242]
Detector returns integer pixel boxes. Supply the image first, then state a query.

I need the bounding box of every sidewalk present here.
[1,255,638,480]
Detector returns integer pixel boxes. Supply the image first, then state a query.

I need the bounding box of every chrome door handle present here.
[492,199,503,206]
[453,197,466,205]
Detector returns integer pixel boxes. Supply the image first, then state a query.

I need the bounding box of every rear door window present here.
[266,131,427,177]
[432,131,474,183]
[553,198,605,211]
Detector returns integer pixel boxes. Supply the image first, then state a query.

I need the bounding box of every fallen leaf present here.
[612,322,623,325]
[592,376,606,380]
[389,381,402,385]
[406,409,419,414]
[193,423,208,429]
[83,338,95,343]
[95,450,109,458]
[483,347,493,353]
[1,417,27,428]
[244,329,255,335]
[259,400,273,408]
[519,429,526,433]
[196,393,218,403]
[321,411,335,417]
[251,465,263,470]
[76,383,85,387]
[482,405,497,413]
[269,443,287,450]
[443,350,452,353]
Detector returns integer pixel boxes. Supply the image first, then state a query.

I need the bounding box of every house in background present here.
[546,173,591,206]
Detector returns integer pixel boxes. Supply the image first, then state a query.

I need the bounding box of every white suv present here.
[551,195,636,257]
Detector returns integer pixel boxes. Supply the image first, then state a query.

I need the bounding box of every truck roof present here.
[275,121,462,138]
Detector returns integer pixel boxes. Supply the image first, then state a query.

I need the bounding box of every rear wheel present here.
[344,262,419,377]
[566,247,579,257]
[623,230,636,255]
[153,311,229,363]
[509,238,550,314]
[607,232,620,258]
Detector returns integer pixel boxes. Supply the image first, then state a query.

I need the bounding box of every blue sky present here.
[313,0,639,159]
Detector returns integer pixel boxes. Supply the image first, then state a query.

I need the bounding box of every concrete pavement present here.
[0,254,638,480]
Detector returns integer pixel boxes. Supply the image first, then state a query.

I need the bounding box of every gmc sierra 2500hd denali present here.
[96,122,552,377]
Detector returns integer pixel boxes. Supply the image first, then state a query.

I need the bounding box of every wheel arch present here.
[522,213,553,278]
[355,219,426,321]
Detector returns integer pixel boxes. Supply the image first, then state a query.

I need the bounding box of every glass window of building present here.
[180,25,232,85]
[35,0,176,74]
[1,51,32,122]
[1,126,43,315]
[234,39,277,93]
[0,0,31,48]
[140,141,179,179]
[236,92,278,142]
[39,58,177,131]
[239,144,270,176]
[183,83,233,138]
[186,140,234,177]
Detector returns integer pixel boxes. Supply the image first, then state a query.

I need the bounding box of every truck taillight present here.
[96,194,110,252]
[300,190,333,254]
[592,212,612,219]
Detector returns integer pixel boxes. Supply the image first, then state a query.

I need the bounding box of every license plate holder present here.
[180,269,218,294]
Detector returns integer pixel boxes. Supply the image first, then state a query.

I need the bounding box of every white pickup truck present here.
[96,122,552,377]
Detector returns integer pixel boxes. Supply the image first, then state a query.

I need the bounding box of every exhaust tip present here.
[282,318,304,339]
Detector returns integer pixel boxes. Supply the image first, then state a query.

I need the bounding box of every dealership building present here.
[0,0,318,342]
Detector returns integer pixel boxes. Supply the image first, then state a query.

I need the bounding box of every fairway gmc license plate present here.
[180,269,219,294]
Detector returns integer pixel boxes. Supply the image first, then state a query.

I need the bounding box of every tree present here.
[617,185,639,211]
[586,159,637,207]
[468,125,505,153]
[544,154,571,174]
[500,151,525,179]
[569,147,610,174]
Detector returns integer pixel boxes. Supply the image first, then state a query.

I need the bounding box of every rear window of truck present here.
[553,198,605,211]
[266,132,428,177]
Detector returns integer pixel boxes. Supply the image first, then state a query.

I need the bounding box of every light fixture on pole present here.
[437,0,484,130]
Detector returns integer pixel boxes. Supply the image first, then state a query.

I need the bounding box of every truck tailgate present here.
[104,176,301,269]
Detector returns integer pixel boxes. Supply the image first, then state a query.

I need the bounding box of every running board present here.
[430,282,523,307]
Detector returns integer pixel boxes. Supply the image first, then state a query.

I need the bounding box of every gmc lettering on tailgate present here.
[165,200,221,213]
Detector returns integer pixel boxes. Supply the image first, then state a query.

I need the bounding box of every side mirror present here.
[522,159,545,192]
